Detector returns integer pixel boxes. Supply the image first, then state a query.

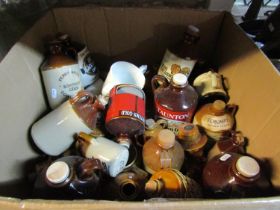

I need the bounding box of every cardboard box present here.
[0,6,279,210]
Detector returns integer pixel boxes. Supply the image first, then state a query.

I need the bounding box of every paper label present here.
[155,100,194,134]
[158,49,196,81]
[201,114,232,132]
[42,64,83,108]
[219,153,231,161]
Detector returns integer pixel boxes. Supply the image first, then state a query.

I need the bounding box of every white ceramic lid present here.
[236,156,260,178]
[146,119,156,129]
[157,129,175,149]
[46,161,70,184]
[172,73,187,86]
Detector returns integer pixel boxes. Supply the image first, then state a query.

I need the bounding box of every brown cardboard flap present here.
[215,13,280,186]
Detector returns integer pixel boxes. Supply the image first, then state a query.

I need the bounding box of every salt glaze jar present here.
[41,40,83,109]
[152,73,198,134]
[177,123,208,156]
[207,131,246,160]
[101,165,149,201]
[33,156,104,199]
[193,100,237,141]
[203,152,268,198]
[145,168,202,198]
[193,71,228,106]
[142,129,184,174]
[76,132,129,177]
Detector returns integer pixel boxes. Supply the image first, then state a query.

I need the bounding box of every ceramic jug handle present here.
[151,75,168,93]
[226,104,238,116]
[70,90,94,105]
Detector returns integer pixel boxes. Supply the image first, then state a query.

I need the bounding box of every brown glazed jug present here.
[142,129,184,174]
[202,152,271,198]
[101,165,149,201]
[193,100,237,140]
[41,40,83,109]
[145,168,202,198]
[152,73,198,134]
[207,131,246,160]
[33,156,104,199]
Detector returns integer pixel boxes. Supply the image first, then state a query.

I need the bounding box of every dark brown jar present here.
[33,156,104,199]
[207,131,246,160]
[202,152,270,198]
[152,73,198,134]
[157,25,200,82]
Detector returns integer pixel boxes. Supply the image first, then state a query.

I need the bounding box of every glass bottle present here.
[76,132,129,177]
[101,165,149,201]
[207,131,246,160]
[202,152,270,198]
[157,25,200,82]
[41,40,83,109]
[33,156,104,199]
[145,168,202,198]
[142,129,184,174]
[193,100,237,141]
[152,73,198,134]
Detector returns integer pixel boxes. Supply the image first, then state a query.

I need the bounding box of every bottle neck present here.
[145,179,164,196]
[117,134,131,148]
[170,80,188,92]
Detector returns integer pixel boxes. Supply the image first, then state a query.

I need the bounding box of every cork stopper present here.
[212,100,226,112]
[145,180,163,195]
[236,156,260,178]
[178,123,201,143]
[172,73,187,86]
[157,129,175,149]
[46,161,70,184]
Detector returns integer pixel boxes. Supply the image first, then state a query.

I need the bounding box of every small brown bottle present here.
[101,165,149,201]
[207,131,246,160]
[157,25,200,82]
[41,40,83,109]
[142,129,184,174]
[145,168,202,198]
[202,152,269,198]
[33,156,104,199]
[152,73,198,134]
[193,100,237,140]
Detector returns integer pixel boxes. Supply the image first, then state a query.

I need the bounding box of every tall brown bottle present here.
[152,73,198,134]
[41,40,83,109]
[202,152,271,198]
[157,25,200,82]
[145,168,202,198]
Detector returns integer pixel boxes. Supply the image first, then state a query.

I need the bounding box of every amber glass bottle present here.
[142,129,184,174]
[152,73,198,134]
[202,152,271,198]
[33,156,104,199]
[157,25,200,82]
[193,100,237,140]
[145,168,202,198]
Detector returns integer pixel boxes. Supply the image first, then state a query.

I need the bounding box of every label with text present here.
[201,114,232,132]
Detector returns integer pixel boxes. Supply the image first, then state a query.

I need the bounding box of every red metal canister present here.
[105,84,145,147]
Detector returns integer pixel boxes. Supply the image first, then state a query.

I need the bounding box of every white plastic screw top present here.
[236,156,260,178]
[46,161,70,184]
[172,73,187,86]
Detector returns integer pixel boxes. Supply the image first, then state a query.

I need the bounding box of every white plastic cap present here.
[172,73,187,86]
[236,156,260,178]
[46,161,70,184]
[146,119,156,129]
[157,129,175,149]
